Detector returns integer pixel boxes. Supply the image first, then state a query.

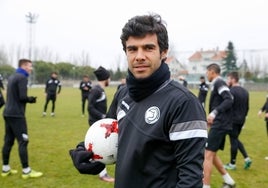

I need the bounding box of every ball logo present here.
[100,120,118,138]
[145,106,160,124]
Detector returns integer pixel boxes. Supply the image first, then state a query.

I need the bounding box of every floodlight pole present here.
[25,12,38,85]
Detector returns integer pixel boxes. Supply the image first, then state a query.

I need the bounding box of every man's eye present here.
[127,48,136,53]
[145,46,154,50]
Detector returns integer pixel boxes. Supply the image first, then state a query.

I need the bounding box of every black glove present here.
[28,96,37,103]
[69,141,105,175]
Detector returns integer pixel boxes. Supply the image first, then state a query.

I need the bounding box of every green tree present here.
[222,41,238,76]
[75,66,95,80]
[113,67,127,80]
[55,62,74,79]
[0,64,15,79]
[34,61,96,82]
[34,61,55,83]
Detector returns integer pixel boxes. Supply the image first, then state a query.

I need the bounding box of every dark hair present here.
[18,59,32,67]
[227,71,239,82]
[200,76,205,79]
[51,71,58,75]
[207,63,221,74]
[120,13,169,54]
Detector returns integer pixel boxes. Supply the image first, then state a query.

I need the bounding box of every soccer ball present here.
[84,118,118,165]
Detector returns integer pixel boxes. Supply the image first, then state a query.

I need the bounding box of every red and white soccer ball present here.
[84,118,118,165]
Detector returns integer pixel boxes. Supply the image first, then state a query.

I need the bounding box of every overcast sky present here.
[0,0,267,69]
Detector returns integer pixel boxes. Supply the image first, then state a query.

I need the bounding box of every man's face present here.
[226,76,233,87]
[52,73,58,78]
[125,33,167,79]
[104,78,110,87]
[83,77,89,82]
[206,69,214,82]
[22,62,33,74]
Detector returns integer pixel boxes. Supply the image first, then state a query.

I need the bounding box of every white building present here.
[186,48,227,82]
[166,56,187,80]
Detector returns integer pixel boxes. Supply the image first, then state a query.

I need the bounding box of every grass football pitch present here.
[0,86,268,188]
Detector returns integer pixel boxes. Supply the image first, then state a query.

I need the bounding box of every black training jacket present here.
[79,80,92,97]
[107,80,207,188]
[45,77,61,95]
[88,84,107,125]
[3,72,29,117]
[230,86,249,125]
[209,77,233,130]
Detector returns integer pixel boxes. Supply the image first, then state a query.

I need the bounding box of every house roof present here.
[211,51,227,61]
[188,52,203,61]
[188,49,227,62]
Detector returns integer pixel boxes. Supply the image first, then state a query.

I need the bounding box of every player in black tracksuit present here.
[208,78,233,130]
[79,75,92,116]
[107,68,207,188]
[87,85,107,126]
[2,59,42,178]
[43,72,61,117]
[70,14,207,188]
[87,66,114,182]
[258,95,268,136]
[204,63,235,188]
[258,95,268,160]
[87,66,110,126]
[224,72,251,170]
[198,76,209,108]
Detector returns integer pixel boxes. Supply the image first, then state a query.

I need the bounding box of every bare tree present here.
[80,50,91,66]
[0,46,8,65]
[70,50,91,66]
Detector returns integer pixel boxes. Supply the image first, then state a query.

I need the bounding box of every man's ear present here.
[161,49,168,61]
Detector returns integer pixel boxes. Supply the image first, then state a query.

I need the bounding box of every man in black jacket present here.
[258,95,268,137]
[224,71,252,170]
[79,75,92,117]
[203,63,235,188]
[42,72,61,117]
[88,66,110,126]
[1,59,43,179]
[258,95,268,160]
[70,13,207,188]
[87,66,114,182]
[198,76,209,108]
